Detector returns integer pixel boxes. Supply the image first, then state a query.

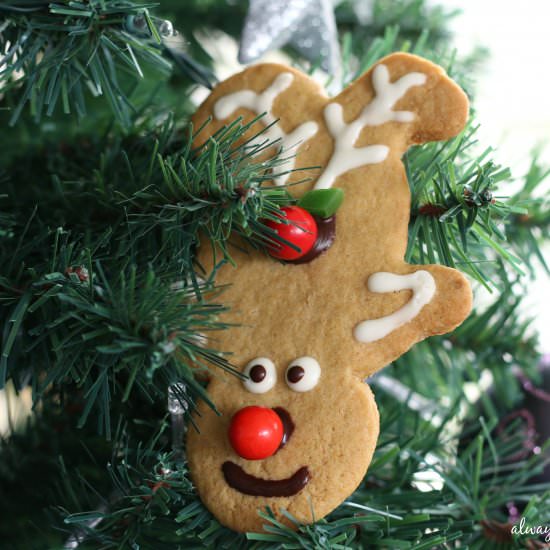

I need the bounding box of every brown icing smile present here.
[222,462,310,497]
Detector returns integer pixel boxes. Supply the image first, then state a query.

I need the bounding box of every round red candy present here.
[264,206,318,261]
[228,406,283,460]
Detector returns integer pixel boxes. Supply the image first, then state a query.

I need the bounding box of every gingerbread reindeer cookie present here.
[187,53,472,533]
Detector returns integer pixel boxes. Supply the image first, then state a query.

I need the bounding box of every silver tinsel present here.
[168,382,188,415]
[238,0,340,74]
[168,383,188,458]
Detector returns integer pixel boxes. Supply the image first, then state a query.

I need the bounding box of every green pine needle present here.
[0,1,213,126]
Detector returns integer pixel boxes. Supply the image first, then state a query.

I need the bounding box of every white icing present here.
[243,357,277,394]
[213,73,318,186]
[315,64,427,189]
[285,356,321,392]
[354,270,436,343]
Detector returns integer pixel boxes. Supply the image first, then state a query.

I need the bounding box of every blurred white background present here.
[444,0,550,170]
[441,0,550,346]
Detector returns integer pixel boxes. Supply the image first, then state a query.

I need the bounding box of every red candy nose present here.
[228,406,283,460]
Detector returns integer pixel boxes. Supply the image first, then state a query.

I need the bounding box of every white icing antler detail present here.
[213,73,318,186]
[315,64,427,190]
[353,271,436,343]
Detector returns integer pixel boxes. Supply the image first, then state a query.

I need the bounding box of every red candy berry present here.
[264,205,318,261]
[228,406,283,460]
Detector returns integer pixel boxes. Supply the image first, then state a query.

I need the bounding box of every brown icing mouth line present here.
[222,461,310,497]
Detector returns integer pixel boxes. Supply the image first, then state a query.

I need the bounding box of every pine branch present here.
[55,390,549,548]
[0,0,214,126]
[58,422,243,549]
[392,274,541,413]
[3,116,296,267]
[0,117,300,433]
[2,256,234,436]
[405,126,527,289]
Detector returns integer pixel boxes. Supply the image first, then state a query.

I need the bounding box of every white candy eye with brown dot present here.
[285,356,321,392]
[243,357,276,394]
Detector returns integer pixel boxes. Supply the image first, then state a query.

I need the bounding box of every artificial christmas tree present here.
[0,1,548,548]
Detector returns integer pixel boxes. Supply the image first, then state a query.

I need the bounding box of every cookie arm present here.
[352,264,472,378]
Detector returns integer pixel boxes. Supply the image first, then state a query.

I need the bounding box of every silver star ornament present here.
[238,0,340,74]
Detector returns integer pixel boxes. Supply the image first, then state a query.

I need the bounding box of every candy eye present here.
[285,357,321,392]
[243,357,276,394]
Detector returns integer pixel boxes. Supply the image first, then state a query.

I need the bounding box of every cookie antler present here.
[213,72,319,186]
[315,64,426,189]
[330,53,469,155]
